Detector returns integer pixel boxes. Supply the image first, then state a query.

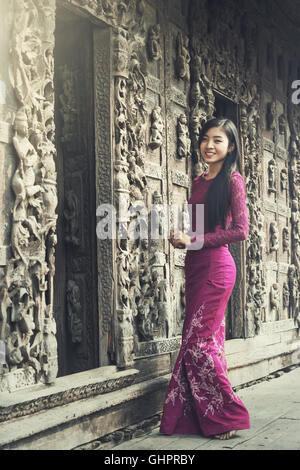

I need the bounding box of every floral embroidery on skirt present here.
[160,247,250,437]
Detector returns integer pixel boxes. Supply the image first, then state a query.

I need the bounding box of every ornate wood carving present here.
[93,27,114,366]
[0,0,58,387]
[149,106,163,150]
[287,66,300,327]
[147,25,162,62]
[2,0,299,393]
[177,113,191,159]
[112,27,134,368]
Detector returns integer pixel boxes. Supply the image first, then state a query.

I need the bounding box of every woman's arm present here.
[190,172,249,248]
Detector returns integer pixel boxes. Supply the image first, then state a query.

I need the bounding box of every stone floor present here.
[113,366,300,451]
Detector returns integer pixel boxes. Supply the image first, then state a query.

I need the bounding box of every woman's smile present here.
[205,152,216,158]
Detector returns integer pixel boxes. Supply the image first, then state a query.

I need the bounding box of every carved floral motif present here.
[175,33,190,82]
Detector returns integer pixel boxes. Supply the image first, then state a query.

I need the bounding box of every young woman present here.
[160,118,250,440]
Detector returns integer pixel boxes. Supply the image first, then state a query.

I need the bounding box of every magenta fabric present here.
[189,171,249,249]
[160,172,250,437]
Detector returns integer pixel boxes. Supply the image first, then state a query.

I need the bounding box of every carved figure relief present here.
[257,211,266,255]
[282,282,290,310]
[147,25,162,62]
[270,283,280,321]
[280,168,288,192]
[64,190,80,246]
[177,113,191,159]
[269,222,279,252]
[282,227,289,254]
[149,105,163,150]
[66,280,83,344]
[247,85,260,152]
[175,32,190,82]
[292,231,300,272]
[266,102,276,132]
[155,276,169,333]
[278,113,287,144]
[288,265,299,322]
[151,191,165,241]
[128,155,147,200]
[42,317,58,384]
[289,136,299,199]
[9,4,42,109]
[113,27,129,76]
[291,199,300,234]
[12,109,43,219]
[137,262,153,340]
[59,64,78,150]
[267,158,277,195]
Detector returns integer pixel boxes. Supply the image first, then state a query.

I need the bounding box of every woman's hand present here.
[169,230,191,249]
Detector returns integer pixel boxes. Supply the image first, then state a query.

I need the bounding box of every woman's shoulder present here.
[230,171,245,183]
[230,171,242,178]
[193,171,244,184]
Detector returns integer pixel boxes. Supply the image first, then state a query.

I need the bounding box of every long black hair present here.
[199,118,242,232]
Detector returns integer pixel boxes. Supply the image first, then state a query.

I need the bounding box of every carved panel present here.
[0,0,58,389]
[93,27,114,366]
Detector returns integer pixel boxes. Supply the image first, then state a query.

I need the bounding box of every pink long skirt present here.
[160,246,250,437]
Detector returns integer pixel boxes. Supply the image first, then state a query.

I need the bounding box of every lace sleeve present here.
[190,173,249,248]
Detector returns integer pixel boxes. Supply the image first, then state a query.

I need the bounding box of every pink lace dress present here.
[160,171,250,437]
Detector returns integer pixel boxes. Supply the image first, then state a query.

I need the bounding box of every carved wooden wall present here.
[0,0,299,391]
[189,0,300,341]
[0,0,58,391]
[111,2,192,368]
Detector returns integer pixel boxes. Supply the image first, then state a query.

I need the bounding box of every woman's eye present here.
[201,138,222,143]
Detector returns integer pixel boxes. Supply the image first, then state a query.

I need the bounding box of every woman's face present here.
[200,126,234,165]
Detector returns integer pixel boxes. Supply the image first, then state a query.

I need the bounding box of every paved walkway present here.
[114,366,300,450]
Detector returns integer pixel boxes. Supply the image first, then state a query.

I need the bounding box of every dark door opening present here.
[213,91,239,125]
[213,91,244,340]
[54,7,99,376]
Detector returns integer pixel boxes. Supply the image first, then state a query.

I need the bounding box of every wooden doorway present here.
[54,7,99,375]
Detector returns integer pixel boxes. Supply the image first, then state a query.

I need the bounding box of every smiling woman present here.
[160,118,250,441]
[199,119,242,233]
[200,127,234,169]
